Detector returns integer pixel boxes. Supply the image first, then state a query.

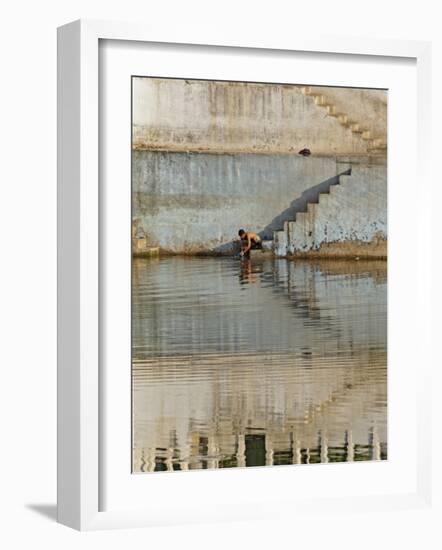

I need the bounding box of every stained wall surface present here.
[133,152,355,253]
[132,78,387,255]
[133,78,387,156]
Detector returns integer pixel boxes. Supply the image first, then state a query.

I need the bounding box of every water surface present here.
[132,256,387,472]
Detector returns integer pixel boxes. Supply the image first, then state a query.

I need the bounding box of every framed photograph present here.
[57,20,432,530]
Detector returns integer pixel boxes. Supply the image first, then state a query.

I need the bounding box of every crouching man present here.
[238,229,262,258]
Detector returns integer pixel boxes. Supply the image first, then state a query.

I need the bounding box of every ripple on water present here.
[132,256,387,472]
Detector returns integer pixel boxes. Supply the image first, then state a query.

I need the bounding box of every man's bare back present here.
[238,229,262,257]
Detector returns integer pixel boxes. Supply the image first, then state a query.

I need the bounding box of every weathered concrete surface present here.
[304,86,387,140]
[249,248,274,259]
[133,151,353,254]
[290,238,387,259]
[280,164,387,257]
[133,78,386,157]
[132,244,160,258]
[132,78,387,257]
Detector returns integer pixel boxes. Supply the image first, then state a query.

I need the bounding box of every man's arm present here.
[244,235,252,253]
[240,235,251,256]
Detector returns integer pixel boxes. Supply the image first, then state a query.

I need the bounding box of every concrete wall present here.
[280,163,387,257]
[133,78,386,156]
[132,151,352,253]
[307,164,387,244]
[305,86,387,138]
[132,78,387,255]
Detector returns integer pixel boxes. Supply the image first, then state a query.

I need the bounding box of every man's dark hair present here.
[238,229,245,236]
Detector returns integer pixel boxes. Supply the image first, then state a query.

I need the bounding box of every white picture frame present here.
[57,19,432,531]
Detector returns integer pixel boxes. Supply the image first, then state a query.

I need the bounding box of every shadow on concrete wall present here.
[259,168,352,240]
[210,168,351,255]
[209,240,242,256]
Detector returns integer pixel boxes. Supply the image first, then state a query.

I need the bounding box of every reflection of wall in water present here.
[133,348,387,471]
[132,258,387,358]
[132,257,387,472]
[133,353,387,472]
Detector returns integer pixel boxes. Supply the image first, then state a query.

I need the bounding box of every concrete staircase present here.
[300,87,387,155]
[272,165,387,257]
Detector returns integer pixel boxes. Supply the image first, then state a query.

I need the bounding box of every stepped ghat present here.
[272,163,387,258]
[133,78,387,257]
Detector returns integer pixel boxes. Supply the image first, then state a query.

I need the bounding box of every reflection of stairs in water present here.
[259,260,340,338]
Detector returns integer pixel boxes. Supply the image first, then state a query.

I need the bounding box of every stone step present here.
[370,138,387,149]
[343,118,356,128]
[250,247,273,258]
[307,202,318,214]
[314,95,328,106]
[318,192,331,205]
[273,230,288,257]
[306,88,380,153]
[133,244,160,258]
[270,164,387,256]
[331,111,346,120]
[326,105,338,116]
[288,215,315,253]
[261,239,273,251]
[272,172,372,257]
[295,211,307,223]
[301,86,315,96]
[349,123,363,133]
